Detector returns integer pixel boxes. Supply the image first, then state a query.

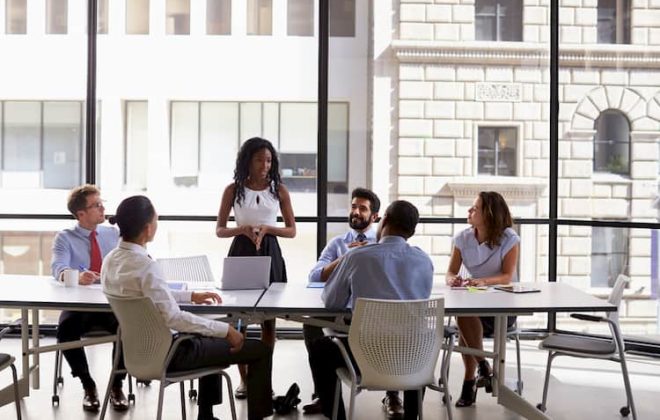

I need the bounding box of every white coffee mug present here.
[63,269,79,287]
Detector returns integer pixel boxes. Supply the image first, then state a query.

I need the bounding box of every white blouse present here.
[233,186,280,227]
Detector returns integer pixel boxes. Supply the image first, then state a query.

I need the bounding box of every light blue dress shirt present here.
[51,224,120,280]
[308,226,377,283]
[322,235,434,310]
[453,227,520,281]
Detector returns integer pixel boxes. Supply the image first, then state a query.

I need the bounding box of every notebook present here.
[219,256,271,290]
[494,284,540,294]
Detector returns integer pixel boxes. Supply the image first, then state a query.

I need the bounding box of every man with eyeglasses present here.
[51,184,128,413]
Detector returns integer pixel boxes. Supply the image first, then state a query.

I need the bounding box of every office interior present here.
[0,0,659,419]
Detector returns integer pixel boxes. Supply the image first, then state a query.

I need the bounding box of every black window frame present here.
[1,0,659,340]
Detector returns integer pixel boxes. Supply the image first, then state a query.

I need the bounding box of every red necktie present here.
[89,231,102,273]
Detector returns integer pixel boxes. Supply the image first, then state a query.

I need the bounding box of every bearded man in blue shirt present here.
[309,200,433,420]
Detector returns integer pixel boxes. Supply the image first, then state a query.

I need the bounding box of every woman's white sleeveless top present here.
[233,186,279,227]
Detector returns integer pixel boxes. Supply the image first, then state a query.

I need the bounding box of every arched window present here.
[593,110,630,175]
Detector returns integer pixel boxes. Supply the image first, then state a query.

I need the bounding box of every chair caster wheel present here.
[128,393,136,403]
[137,380,151,386]
[189,389,197,399]
[52,395,59,405]
[536,403,545,412]
[57,377,64,385]
[620,406,630,417]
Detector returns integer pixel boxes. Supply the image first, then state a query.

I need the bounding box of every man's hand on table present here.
[79,270,100,285]
[191,291,222,304]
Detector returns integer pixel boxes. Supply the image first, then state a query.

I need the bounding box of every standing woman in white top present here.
[216,137,296,398]
[446,191,520,408]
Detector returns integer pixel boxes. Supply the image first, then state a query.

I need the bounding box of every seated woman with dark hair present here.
[101,195,273,420]
[446,191,520,408]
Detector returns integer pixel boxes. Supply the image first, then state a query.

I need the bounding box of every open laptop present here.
[219,256,271,290]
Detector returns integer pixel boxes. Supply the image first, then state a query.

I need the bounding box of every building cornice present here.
[392,40,660,68]
[446,178,547,203]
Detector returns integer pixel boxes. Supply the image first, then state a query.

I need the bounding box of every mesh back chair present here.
[157,256,215,284]
[330,298,451,420]
[100,295,236,420]
[51,329,130,405]
[537,274,636,419]
[157,255,215,398]
[0,353,21,419]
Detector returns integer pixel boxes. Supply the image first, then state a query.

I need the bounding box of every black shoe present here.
[382,394,404,418]
[82,388,100,412]
[476,360,493,393]
[302,397,322,415]
[110,387,129,411]
[455,379,477,408]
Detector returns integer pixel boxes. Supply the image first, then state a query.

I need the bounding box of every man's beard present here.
[349,214,370,231]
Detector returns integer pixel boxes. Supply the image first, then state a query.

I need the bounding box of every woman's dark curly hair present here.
[233,137,282,206]
[479,191,513,249]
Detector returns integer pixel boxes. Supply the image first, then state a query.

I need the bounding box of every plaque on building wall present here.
[476,83,522,102]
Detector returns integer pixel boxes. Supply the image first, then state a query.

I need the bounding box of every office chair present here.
[328,297,452,420]
[52,329,134,405]
[100,295,236,420]
[0,353,22,419]
[536,274,636,419]
[157,255,216,399]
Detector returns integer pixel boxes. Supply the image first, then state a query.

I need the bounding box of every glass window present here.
[288,0,314,36]
[594,110,630,175]
[200,102,238,186]
[478,127,517,176]
[46,0,68,34]
[329,0,355,37]
[475,0,522,42]
[171,102,200,186]
[598,0,631,44]
[2,233,43,275]
[43,102,83,189]
[247,0,272,36]
[5,0,27,34]
[126,0,149,34]
[125,101,148,190]
[3,102,40,176]
[591,226,629,287]
[207,0,231,35]
[98,0,109,34]
[166,0,190,35]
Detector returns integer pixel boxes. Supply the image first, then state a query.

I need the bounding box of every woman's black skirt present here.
[228,234,287,284]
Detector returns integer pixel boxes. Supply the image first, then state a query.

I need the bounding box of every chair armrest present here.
[330,336,359,383]
[163,334,197,368]
[570,313,606,322]
[323,327,348,339]
[0,319,22,340]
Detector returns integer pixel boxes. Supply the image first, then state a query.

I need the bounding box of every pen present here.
[78,265,87,272]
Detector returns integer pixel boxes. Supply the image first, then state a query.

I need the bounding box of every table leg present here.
[32,309,40,389]
[493,315,551,419]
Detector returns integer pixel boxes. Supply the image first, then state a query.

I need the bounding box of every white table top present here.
[257,282,616,316]
[0,275,264,314]
[0,275,616,316]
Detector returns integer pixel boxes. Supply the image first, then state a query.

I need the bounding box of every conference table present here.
[258,282,616,420]
[0,275,616,420]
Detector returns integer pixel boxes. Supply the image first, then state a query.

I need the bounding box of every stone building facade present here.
[388,0,660,330]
